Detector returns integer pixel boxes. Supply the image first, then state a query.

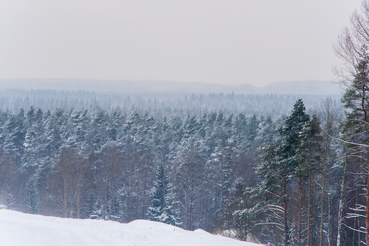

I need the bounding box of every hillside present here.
[0,210,260,246]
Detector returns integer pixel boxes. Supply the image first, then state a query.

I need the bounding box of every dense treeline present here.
[2,96,366,245]
[0,89,338,116]
[0,106,278,230]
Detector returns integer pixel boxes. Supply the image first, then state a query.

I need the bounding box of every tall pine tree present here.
[256,99,309,246]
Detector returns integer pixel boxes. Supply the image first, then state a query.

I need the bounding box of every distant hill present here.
[0,79,341,95]
[262,80,341,95]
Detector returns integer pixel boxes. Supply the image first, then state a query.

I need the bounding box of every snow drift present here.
[0,210,260,246]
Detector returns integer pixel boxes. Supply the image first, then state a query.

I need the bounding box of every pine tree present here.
[67,110,90,151]
[147,165,180,226]
[22,108,45,173]
[295,114,322,245]
[90,109,109,150]
[255,115,276,146]
[256,99,309,246]
[3,109,26,161]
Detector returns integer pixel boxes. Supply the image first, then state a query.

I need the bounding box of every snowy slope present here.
[0,210,261,246]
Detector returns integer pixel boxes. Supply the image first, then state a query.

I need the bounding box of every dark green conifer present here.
[256,99,310,246]
[147,165,180,226]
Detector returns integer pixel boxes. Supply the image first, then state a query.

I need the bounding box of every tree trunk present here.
[327,194,331,246]
[337,161,347,246]
[141,179,147,219]
[63,178,68,218]
[366,165,369,245]
[76,185,80,219]
[284,180,289,246]
[189,182,194,230]
[180,187,183,223]
[307,148,312,246]
[362,75,369,246]
[319,159,326,246]
[353,192,357,246]
[141,158,150,219]
[298,171,302,246]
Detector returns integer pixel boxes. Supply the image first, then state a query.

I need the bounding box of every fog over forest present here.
[0,79,340,95]
[0,79,341,115]
[4,0,369,245]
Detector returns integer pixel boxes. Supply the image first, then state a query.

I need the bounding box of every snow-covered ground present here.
[0,210,260,246]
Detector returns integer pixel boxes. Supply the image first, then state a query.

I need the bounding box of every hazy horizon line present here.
[0,77,338,88]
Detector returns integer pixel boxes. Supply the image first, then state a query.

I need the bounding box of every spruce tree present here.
[25,179,39,214]
[147,165,180,226]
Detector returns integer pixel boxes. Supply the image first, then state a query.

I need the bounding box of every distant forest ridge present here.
[0,88,341,116]
[0,78,341,95]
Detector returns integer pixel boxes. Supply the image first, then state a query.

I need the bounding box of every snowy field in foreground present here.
[0,210,260,246]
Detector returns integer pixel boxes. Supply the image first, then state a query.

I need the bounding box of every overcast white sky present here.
[0,0,363,87]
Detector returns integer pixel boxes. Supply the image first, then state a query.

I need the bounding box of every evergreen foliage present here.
[251,99,310,246]
[147,165,180,226]
[0,97,352,245]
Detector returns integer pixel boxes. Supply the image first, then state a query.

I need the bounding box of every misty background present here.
[0,0,362,86]
[0,79,341,115]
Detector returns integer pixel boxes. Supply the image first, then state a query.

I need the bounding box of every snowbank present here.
[0,210,261,246]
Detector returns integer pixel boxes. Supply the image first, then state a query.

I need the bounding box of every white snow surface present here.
[0,210,261,246]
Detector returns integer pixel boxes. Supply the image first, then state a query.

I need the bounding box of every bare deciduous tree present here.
[50,147,91,218]
[334,1,369,245]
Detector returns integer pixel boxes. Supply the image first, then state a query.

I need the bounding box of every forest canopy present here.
[0,93,349,245]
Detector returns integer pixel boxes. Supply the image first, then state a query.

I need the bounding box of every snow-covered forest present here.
[4,0,369,245]
[0,88,338,115]
[1,88,364,245]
